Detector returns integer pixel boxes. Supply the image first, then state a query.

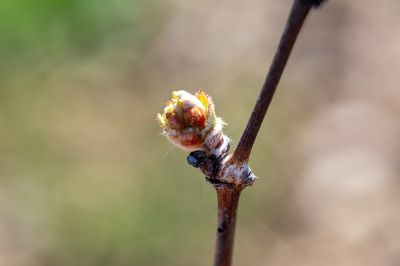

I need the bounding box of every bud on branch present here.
[157,90,230,159]
[156,0,327,265]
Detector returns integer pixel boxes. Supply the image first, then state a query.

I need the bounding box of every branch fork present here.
[190,1,326,265]
[187,140,256,189]
[158,0,327,265]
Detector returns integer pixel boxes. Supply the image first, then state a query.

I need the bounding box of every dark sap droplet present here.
[187,155,200,167]
[187,150,207,168]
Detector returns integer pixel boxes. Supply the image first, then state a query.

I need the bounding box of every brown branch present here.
[211,1,327,266]
[231,0,322,163]
[213,186,242,266]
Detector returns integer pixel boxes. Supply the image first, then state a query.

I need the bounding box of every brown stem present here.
[211,1,327,265]
[180,1,328,265]
[232,0,314,163]
[213,186,242,266]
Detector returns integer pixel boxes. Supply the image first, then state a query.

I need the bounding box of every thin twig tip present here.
[301,0,328,8]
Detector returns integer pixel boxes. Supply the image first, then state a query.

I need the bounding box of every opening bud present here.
[157,90,228,156]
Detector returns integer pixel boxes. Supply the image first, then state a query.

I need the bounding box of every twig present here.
[214,186,242,266]
[212,1,326,266]
[231,0,324,163]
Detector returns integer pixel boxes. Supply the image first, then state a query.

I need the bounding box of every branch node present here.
[217,155,256,188]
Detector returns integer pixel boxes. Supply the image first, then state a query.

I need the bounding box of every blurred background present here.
[1,0,400,265]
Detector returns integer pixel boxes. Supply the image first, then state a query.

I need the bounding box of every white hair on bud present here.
[173,90,205,111]
[204,119,230,157]
[209,135,230,158]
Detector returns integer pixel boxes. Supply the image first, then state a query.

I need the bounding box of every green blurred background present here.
[1,0,400,265]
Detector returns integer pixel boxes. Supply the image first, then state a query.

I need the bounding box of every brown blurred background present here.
[1,0,400,265]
